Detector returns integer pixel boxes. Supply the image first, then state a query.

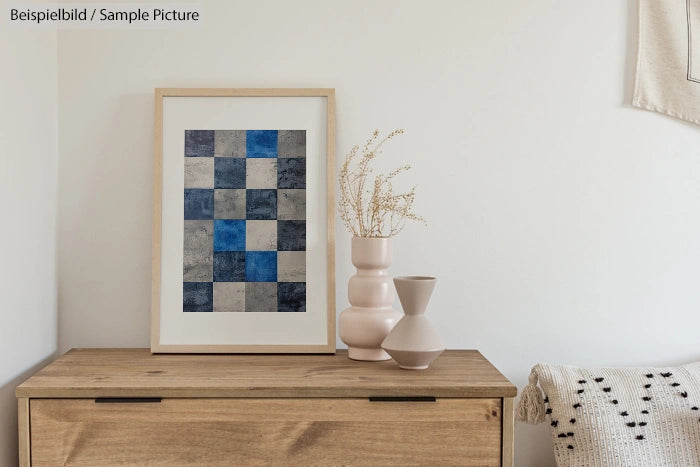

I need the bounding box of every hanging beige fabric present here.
[633,0,700,124]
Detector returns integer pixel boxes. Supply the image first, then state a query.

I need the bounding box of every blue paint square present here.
[183,282,213,312]
[246,130,278,158]
[278,282,306,312]
[214,220,246,251]
[245,251,277,282]
[214,158,246,189]
[185,130,215,157]
[246,189,277,220]
[278,158,306,189]
[184,189,214,220]
[214,251,246,281]
[277,220,305,251]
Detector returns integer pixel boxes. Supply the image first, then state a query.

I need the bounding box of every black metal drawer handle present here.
[95,398,162,403]
[368,396,436,402]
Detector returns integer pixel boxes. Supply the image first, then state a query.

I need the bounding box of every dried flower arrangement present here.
[338,129,426,238]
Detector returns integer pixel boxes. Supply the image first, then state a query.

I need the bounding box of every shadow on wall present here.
[0,357,55,466]
[622,0,638,105]
[57,91,153,353]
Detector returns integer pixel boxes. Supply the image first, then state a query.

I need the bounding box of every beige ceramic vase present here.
[339,237,402,361]
[381,276,445,369]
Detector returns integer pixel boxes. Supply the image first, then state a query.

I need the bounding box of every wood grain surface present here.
[18,398,30,467]
[30,398,502,466]
[16,349,517,399]
[502,397,515,467]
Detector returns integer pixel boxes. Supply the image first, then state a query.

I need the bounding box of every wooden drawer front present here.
[30,398,502,466]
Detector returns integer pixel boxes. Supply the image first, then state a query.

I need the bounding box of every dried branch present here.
[338,129,426,238]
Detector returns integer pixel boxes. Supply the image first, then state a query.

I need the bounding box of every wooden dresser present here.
[16,349,517,466]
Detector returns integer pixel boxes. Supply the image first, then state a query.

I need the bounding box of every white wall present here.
[54,1,700,466]
[0,17,59,467]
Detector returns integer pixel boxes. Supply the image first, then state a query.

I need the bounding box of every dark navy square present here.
[184,189,214,220]
[185,130,215,157]
[245,251,277,282]
[246,189,277,220]
[214,158,246,189]
[183,282,213,312]
[214,220,245,251]
[278,158,306,189]
[278,282,306,312]
[278,220,305,251]
[246,130,278,158]
[213,251,246,281]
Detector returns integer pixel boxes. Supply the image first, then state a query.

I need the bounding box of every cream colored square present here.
[246,220,277,250]
[184,158,214,188]
[246,159,277,189]
[245,282,277,312]
[214,130,246,157]
[213,282,245,312]
[214,189,246,219]
[277,251,306,282]
[277,189,306,220]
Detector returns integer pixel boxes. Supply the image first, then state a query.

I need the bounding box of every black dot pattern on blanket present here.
[549,380,590,452]
[637,377,653,438]
[537,365,700,462]
[663,372,686,400]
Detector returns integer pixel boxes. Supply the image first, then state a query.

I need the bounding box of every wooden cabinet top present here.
[16,349,517,399]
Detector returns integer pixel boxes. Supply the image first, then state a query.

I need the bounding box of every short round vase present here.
[381,276,445,370]
[338,237,402,361]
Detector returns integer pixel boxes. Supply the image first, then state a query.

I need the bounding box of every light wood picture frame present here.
[152,88,335,353]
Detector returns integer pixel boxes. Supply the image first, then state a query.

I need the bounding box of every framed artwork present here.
[151,88,336,353]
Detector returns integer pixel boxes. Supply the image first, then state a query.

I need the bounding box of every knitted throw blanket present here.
[518,362,700,467]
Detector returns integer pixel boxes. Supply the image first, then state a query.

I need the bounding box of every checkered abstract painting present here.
[182,130,306,312]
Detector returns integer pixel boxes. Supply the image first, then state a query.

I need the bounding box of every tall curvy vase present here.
[339,237,402,361]
[381,276,445,369]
